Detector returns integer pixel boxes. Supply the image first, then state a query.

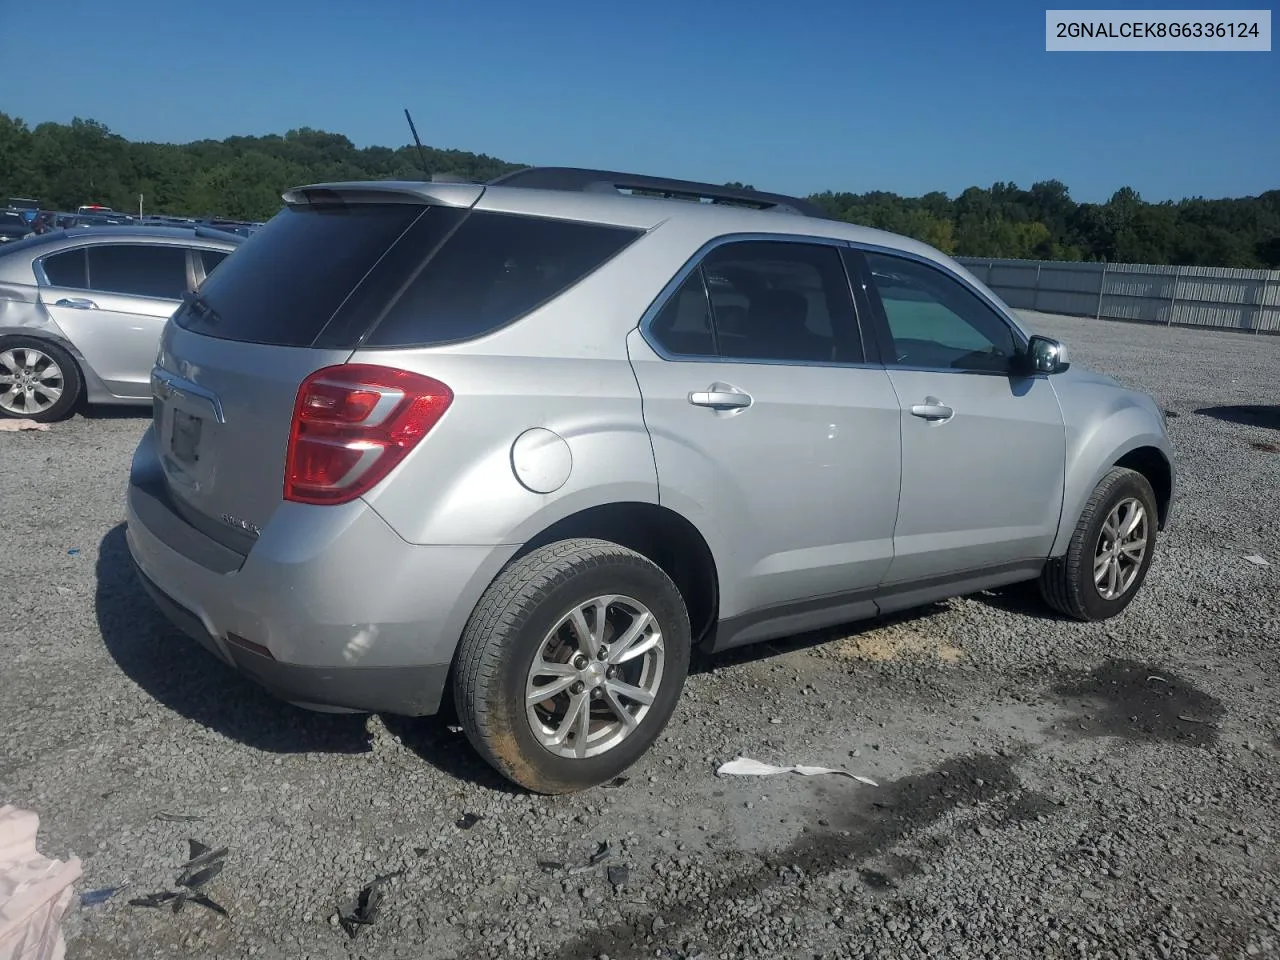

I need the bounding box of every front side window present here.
[86,244,189,300]
[864,251,1018,372]
[647,239,863,364]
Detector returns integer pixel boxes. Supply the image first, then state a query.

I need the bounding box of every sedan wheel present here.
[0,337,83,422]
[0,346,64,417]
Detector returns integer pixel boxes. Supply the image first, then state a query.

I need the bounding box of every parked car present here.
[27,211,62,236]
[0,211,31,243]
[0,224,242,420]
[124,167,1175,794]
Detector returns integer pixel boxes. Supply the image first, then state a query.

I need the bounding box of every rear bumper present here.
[133,564,451,714]
[125,426,520,716]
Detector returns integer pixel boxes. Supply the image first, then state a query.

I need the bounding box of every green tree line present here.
[2,113,1277,268]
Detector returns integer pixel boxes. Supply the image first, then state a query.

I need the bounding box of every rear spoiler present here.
[281,180,485,209]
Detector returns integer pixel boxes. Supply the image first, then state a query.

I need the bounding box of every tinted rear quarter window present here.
[178,203,427,346]
[40,249,88,288]
[362,211,642,347]
[199,249,229,279]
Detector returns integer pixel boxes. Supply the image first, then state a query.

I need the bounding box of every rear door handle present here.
[689,386,753,410]
[54,297,98,310]
[910,398,954,421]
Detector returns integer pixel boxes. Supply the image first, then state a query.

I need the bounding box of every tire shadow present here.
[95,523,373,755]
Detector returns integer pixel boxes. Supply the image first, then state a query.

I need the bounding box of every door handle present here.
[689,386,753,410]
[54,297,98,310]
[910,397,954,421]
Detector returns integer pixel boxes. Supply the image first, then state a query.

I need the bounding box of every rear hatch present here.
[150,183,482,552]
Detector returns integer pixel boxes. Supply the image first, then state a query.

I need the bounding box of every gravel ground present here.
[2,312,1278,960]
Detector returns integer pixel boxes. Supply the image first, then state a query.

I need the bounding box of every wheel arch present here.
[511,501,720,647]
[0,329,95,414]
[1052,431,1175,556]
[1113,445,1173,529]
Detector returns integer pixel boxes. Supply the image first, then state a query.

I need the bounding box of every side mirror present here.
[1024,335,1070,375]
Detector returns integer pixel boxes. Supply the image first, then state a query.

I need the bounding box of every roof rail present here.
[487,166,831,219]
[193,225,246,242]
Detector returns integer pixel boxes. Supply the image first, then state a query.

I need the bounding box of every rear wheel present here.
[452,538,691,794]
[1040,466,1158,621]
[0,337,83,422]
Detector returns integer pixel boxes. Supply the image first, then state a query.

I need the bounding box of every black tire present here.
[1040,466,1159,622]
[453,537,691,794]
[0,336,83,422]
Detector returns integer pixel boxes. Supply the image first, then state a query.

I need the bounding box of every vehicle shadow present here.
[968,580,1070,621]
[79,405,152,421]
[380,711,529,795]
[95,523,373,755]
[1194,404,1280,430]
[688,601,957,674]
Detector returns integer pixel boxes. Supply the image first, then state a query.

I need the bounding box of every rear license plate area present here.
[171,409,203,464]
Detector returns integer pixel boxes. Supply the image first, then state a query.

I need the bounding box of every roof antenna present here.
[403,108,431,180]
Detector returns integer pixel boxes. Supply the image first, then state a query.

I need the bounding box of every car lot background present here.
[1,310,1277,960]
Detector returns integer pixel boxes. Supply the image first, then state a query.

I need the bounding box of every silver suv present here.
[125,168,1175,793]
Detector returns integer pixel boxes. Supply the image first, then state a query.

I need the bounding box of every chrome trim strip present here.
[152,367,227,423]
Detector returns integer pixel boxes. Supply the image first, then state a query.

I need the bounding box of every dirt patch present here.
[833,625,964,664]
[548,752,1051,960]
[1049,659,1225,746]
[1251,441,1280,453]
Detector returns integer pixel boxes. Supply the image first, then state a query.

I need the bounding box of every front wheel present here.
[452,538,691,794]
[1040,466,1159,621]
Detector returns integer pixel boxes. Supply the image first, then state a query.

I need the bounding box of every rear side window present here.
[87,244,189,300]
[199,249,229,279]
[647,240,864,364]
[362,211,643,347]
[176,203,428,346]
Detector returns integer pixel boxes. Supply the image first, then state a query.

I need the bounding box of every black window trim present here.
[192,244,235,286]
[34,241,200,302]
[844,242,1034,377]
[638,232,873,368]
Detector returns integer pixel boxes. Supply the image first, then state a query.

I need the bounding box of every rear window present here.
[175,202,429,346]
[360,211,643,347]
[175,202,643,349]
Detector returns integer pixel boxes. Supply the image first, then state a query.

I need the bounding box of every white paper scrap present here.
[0,418,49,432]
[716,756,878,787]
[1244,555,1270,567]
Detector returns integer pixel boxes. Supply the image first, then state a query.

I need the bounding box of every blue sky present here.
[4,0,1276,202]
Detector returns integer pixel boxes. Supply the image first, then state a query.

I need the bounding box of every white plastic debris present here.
[1244,555,1270,567]
[716,756,878,787]
[0,805,81,960]
[0,420,49,433]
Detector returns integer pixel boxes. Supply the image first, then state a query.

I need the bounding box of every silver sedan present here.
[0,224,242,421]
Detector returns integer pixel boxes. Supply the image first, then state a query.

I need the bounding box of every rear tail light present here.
[284,364,452,505]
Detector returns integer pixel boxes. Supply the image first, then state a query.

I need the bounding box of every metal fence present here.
[956,257,1280,335]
